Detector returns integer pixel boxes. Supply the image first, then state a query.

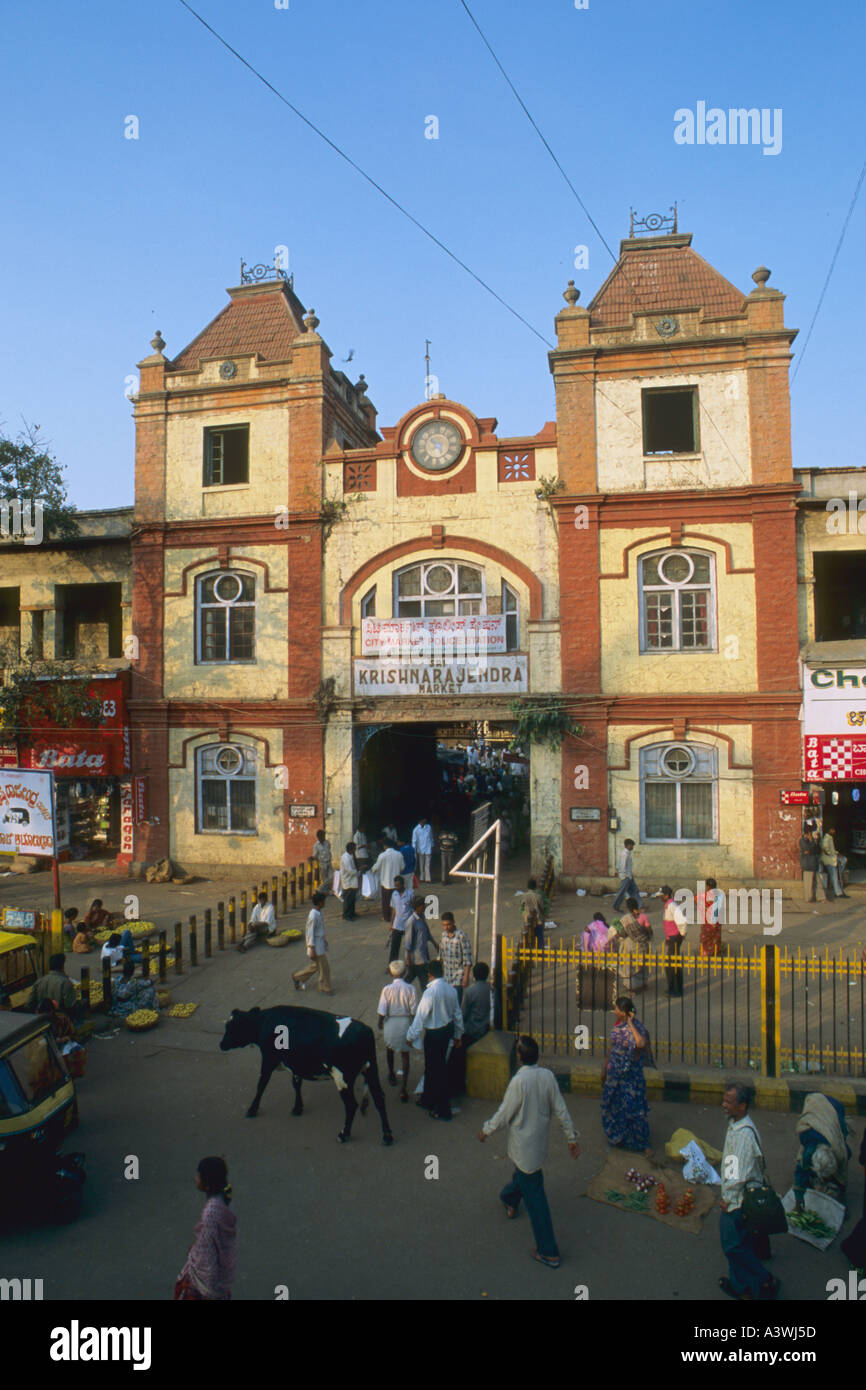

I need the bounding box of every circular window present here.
[213,572,244,604]
[425,564,454,594]
[658,552,694,586]
[662,745,695,778]
[215,746,244,776]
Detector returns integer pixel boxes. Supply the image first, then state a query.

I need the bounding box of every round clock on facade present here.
[656,317,678,338]
[219,360,238,380]
[410,419,464,472]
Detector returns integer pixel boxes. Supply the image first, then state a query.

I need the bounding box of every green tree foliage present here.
[0,651,102,742]
[0,423,79,540]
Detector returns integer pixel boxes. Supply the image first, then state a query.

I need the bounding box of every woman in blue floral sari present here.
[600,996,653,1155]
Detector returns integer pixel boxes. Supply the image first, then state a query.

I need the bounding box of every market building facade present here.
[551,221,802,885]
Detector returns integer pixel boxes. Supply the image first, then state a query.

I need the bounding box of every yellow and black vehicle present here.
[0,1010,84,1222]
[0,930,43,1009]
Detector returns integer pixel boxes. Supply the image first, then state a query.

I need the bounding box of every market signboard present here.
[0,770,57,856]
[803,667,866,781]
[361,616,506,657]
[354,655,527,695]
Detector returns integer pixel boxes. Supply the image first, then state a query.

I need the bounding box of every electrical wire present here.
[456,0,759,485]
[791,156,866,384]
[175,0,552,349]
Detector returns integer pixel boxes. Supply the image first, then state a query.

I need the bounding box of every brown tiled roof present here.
[171,284,306,369]
[589,238,746,327]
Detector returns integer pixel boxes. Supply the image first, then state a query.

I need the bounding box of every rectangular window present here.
[204,426,249,486]
[502,582,519,651]
[642,389,699,455]
[681,782,713,839]
[645,782,677,839]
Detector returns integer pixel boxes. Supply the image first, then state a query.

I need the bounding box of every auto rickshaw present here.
[0,930,43,1009]
[0,1009,85,1224]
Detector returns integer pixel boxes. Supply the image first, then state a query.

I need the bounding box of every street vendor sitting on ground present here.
[109,959,159,1019]
[62,906,80,943]
[72,922,96,953]
[793,1092,851,1208]
[101,933,126,970]
[83,898,116,931]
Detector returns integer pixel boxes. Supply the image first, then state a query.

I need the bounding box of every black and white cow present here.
[219,1005,394,1145]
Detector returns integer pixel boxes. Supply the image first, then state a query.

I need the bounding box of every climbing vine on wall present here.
[508,698,582,753]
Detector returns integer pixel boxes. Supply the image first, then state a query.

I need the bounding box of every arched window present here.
[639,549,715,652]
[394,561,485,618]
[196,571,256,663]
[196,743,257,833]
[640,742,717,842]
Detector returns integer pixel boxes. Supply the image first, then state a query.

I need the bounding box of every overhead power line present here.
[791,156,866,384]
[176,0,553,348]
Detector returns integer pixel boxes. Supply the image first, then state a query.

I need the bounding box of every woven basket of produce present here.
[168,1002,198,1018]
[94,920,155,944]
[266,929,303,948]
[125,1009,160,1032]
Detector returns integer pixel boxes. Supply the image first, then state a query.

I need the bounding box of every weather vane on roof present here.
[240,257,293,288]
[629,204,678,237]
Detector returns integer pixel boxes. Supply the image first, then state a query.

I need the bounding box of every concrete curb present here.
[469,1033,866,1112]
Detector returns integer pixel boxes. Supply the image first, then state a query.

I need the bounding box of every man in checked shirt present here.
[439,912,472,1003]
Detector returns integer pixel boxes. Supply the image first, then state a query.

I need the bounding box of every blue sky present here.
[1,0,863,508]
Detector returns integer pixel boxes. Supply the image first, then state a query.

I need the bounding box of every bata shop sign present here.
[803,667,866,781]
[354,656,528,695]
[0,770,57,856]
[21,676,130,778]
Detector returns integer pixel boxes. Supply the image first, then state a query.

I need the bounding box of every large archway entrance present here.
[355,718,526,851]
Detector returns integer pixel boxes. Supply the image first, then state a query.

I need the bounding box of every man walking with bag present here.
[718,1082,780,1301]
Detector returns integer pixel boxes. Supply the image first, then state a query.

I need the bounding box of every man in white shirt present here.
[406,960,463,1120]
[377,960,417,1103]
[412,817,434,882]
[312,829,332,894]
[292,891,333,994]
[387,875,415,965]
[661,884,688,998]
[372,840,405,922]
[237,891,277,953]
[612,838,640,913]
[478,1035,580,1269]
[339,842,360,921]
[382,823,399,846]
[718,1082,779,1300]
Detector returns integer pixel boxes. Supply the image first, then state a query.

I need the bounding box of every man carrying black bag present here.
[718,1082,781,1301]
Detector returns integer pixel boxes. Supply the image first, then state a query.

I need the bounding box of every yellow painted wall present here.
[595,370,751,492]
[168,728,285,866]
[163,547,289,700]
[164,406,289,521]
[608,725,754,881]
[599,527,757,692]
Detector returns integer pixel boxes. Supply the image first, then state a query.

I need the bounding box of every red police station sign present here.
[18,675,130,778]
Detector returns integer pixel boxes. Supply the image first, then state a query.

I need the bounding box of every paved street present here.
[2,859,865,1302]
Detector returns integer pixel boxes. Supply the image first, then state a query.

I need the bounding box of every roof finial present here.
[150,330,166,354]
[303,307,320,332]
[355,373,369,398]
[751,265,771,288]
[562,280,580,307]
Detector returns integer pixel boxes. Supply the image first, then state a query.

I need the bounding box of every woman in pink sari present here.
[578,913,616,1009]
[175,1157,237,1300]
